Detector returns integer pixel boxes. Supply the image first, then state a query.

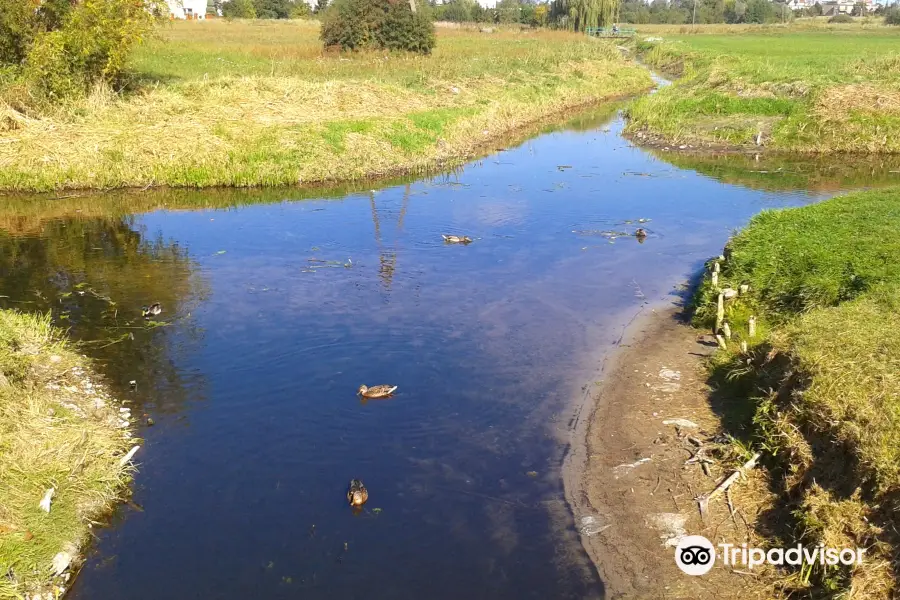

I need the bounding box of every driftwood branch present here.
[697,452,761,519]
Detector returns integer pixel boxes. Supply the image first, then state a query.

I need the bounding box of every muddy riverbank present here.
[563,303,780,599]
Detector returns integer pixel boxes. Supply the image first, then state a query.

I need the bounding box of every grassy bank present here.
[628,26,900,153]
[0,311,136,599]
[0,20,651,192]
[692,188,900,596]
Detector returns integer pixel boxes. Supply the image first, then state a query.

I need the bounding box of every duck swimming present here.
[357,385,398,399]
[347,479,369,507]
[442,235,473,244]
[141,303,162,319]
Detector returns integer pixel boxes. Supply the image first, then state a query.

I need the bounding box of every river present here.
[1,103,897,599]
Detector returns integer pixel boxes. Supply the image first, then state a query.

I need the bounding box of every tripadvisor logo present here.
[674,535,866,575]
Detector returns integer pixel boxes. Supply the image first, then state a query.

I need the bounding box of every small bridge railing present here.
[585,27,637,38]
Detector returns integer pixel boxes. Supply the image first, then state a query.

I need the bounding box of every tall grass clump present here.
[691,188,900,597]
[0,310,137,599]
[321,0,436,53]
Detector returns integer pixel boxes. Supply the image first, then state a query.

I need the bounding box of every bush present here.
[23,0,159,101]
[828,12,854,22]
[321,0,435,53]
[885,6,900,24]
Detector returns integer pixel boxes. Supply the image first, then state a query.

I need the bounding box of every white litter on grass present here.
[39,488,55,513]
[118,445,141,468]
[645,512,687,547]
[613,457,651,478]
[580,515,612,537]
[52,551,72,576]
[662,418,699,429]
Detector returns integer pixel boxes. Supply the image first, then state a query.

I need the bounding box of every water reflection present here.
[0,217,207,413]
[653,150,900,192]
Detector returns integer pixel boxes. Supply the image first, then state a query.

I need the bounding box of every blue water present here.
[0,107,860,599]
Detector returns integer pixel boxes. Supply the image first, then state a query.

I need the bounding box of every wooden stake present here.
[722,321,732,340]
[748,316,757,338]
[697,452,761,519]
[715,334,727,350]
[716,293,725,330]
[713,261,721,273]
[711,271,719,288]
[740,340,748,354]
[739,283,749,295]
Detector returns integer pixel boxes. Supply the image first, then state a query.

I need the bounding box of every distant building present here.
[166,0,210,19]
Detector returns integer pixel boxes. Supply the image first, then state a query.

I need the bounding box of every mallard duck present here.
[357,384,397,399]
[141,303,162,319]
[442,235,473,244]
[347,479,368,507]
[634,228,647,239]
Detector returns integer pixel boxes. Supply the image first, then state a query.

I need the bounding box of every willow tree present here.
[551,0,619,30]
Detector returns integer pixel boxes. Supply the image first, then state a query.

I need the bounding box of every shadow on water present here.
[0,104,896,600]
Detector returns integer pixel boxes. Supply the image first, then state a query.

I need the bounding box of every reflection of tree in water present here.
[0,216,208,414]
[369,184,411,293]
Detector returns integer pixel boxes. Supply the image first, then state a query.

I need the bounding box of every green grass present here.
[692,187,900,597]
[0,20,652,192]
[0,310,136,599]
[628,27,900,152]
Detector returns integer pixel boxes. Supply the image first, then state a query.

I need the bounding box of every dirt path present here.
[564,304,778,599]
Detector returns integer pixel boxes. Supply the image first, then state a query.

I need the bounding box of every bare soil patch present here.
[565,305,779,599]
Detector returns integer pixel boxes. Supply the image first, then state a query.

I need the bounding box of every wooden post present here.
[711,271,719,288]
[715,334,727,350]
[713,261,721,273]
[739,283,749,295]
[740,340,748,354]
[409,0,417,12]
[748,316,757,338]
[722,321,732,340]
[716,292,725,331]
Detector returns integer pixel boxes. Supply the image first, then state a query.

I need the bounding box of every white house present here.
[166,0,209,19]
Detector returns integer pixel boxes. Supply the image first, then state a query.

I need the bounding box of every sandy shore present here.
[563,303,777,599]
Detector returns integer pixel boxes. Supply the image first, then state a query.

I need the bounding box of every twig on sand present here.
[697,452,761,520]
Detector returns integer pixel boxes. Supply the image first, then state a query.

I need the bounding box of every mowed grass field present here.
[628,25,900,152]
[0,20,651,191]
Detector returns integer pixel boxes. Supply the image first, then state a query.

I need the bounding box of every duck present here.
[347,479,369,507]
[357,384,398,399]
[141,303,162,319]
[442,235,473,244]
[634,228,647,240]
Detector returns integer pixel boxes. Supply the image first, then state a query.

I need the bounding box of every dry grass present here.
[0,311,136,600]
[0,20,651,191]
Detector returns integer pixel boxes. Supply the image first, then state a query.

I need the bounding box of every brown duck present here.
[357,385,398,399]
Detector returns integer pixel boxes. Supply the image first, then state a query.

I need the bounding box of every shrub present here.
[321,0,435,53]
[885,5,900,24]
[23,0,159,101]
[828,12,854,22]
[0,0,42,65]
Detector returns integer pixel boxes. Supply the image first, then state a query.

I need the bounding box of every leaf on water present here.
[372,507,382,514]
[526,471,538,478]
[214,250,227,255]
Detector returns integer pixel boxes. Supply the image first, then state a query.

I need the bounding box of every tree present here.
[884,4,900,23]
[550,0,620,30]
[810,1,823,15]
[253,0,297,18]
[223,0,258,17]
[497,0,522,22]
[850,1,866,15]
[314,0,330,13]
[744,0,775,22]
[321,0,436,53]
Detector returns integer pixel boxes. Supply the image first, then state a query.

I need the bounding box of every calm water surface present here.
[1,107,895,599]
